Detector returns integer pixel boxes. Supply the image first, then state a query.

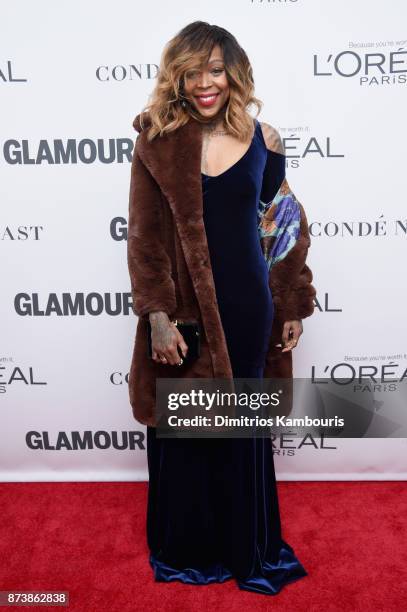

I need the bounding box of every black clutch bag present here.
[146,319,201,361]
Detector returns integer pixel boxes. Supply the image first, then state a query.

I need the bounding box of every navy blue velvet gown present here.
[146,119,307,595]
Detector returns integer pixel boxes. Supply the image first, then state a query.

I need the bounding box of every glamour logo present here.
[2,139,134,164]
[1,225,44,240]
[14,293,134,316]
[96,64,158,81]
[111,217,127,241]
[0,365,46,394]
[309,215,407,237]
[26,430,146,450]
[313,41,407,85]
[0,61,27,83]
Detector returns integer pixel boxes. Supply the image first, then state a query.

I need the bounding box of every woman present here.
[127,21,316,595]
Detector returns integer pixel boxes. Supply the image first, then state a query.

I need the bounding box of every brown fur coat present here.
[127,112,317,426]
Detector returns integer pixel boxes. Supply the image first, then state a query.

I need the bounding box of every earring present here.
[181,99,187,108]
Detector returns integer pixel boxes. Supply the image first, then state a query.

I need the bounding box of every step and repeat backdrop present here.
[1,0,406,481]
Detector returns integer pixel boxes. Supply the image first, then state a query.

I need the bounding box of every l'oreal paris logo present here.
[0,61,27,83]
[311,362,406,386]
[0,364,46,394]
[314,41,407,85]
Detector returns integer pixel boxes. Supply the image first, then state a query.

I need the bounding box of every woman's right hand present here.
[149,311,188,365]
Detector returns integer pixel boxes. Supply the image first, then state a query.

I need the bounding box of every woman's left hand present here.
[276,320,303,352]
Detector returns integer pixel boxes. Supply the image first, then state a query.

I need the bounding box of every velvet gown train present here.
[145,119,307,595]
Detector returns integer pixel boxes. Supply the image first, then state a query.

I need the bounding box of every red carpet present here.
[0,481,406,611]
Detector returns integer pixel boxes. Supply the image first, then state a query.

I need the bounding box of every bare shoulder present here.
[259,121,285,155]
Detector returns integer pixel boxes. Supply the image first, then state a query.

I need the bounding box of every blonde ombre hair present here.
[138,21,263,142]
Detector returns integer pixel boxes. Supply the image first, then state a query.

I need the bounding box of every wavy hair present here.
[138,21,263,142]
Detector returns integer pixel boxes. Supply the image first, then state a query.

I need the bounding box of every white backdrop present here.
[1,0,406,481]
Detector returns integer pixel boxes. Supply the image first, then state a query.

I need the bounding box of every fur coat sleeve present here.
[263,185,316,325]
[127,136,177,320]
[258,124,316,326]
